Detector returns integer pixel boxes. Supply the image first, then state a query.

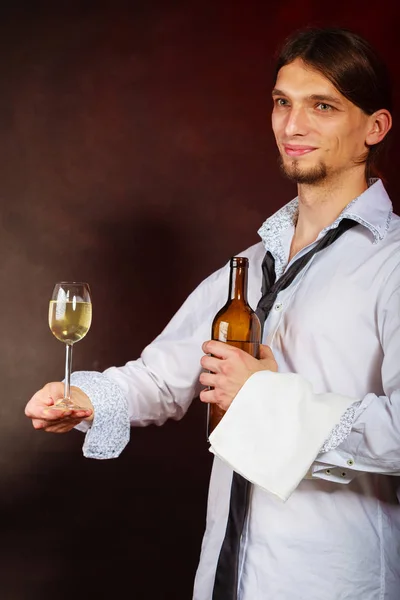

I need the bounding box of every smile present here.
[283,145,316,157]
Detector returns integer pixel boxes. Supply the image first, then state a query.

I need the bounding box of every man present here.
[25,27,400,599]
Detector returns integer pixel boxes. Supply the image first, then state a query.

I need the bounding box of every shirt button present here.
[274,302,283,312]
[347,459,354,466]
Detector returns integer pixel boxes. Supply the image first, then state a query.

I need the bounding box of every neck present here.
[293,169,368,249]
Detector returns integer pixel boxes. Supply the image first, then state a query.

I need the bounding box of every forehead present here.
[274,58,344,100]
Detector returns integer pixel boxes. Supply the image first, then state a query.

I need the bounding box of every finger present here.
[200,354,223,373]
[199,387,218,404]
[31,414,71,429]
[202,340,240,359]
[69,409,92,417]
[42,406,74,419]
[199,371,218,387]
[42,408,92,426]
[57,409,92,421]
[25,403,70,420]
[39,422,78,433]
[32,414,84,432]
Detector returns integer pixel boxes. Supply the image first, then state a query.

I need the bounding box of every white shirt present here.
[73,179,400,600]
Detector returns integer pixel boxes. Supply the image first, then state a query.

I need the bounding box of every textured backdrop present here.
[0,1,398,598]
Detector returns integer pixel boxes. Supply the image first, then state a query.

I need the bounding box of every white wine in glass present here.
[48,282,92,410]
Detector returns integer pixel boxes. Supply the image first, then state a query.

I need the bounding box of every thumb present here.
[259,344,274,360]
[258,344,278,372]
[47,382,66,403]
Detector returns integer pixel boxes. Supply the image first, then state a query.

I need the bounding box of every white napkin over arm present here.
[208,370,357,501]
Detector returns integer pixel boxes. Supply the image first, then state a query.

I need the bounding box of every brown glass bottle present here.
[207,256,261,437]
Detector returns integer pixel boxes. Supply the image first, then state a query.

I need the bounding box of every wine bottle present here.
[207,256,261,437]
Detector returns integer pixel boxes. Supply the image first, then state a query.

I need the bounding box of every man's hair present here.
[274,27,392,178]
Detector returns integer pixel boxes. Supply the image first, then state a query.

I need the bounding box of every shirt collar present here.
[258,178,393,252]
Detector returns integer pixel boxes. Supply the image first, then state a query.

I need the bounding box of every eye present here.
[316,103,333,112]
[274,97,289,107]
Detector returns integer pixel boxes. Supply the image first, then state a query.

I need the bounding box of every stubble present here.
[279,155,328,185]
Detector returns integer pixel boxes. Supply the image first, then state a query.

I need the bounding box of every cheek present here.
[338,128,366,159]
[271,117,278,139]
[271,112,284,138]
[319,133,340,158]
[339,118,367,153]
[325,128,355,159]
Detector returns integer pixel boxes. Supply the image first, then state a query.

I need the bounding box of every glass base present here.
[49,398,88,411]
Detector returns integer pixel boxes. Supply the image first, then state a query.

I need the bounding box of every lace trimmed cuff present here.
[71,371,130,459]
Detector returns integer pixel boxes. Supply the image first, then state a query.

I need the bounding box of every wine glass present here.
[48,282,92,410]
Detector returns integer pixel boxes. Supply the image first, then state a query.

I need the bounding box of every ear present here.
[365,109,392,147]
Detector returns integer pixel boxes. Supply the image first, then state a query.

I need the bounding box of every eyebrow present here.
[272,89,344,106]
[309,94,344,105]
[271,88,286,97]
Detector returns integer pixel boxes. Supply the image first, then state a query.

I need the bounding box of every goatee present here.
[279,156,328,185]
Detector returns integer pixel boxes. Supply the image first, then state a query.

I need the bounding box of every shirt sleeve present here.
[312,262,400,482]
[72,263,230,458]
[209,263,400,498]
[100,266,227,426]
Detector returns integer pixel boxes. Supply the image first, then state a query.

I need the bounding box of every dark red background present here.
[0,2,399,598]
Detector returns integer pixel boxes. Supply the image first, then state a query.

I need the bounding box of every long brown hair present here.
[274,27,392,179]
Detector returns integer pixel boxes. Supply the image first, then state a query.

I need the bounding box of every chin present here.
[279,156,328,185]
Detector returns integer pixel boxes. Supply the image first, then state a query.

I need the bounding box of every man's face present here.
[271,58,372,185]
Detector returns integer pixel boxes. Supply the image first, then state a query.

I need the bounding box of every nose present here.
[284,106,308,137]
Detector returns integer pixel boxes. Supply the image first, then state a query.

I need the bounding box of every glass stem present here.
[64,342,73,400]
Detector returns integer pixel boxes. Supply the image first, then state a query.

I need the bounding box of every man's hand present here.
[25,382,93,433]
[199,340,278,412]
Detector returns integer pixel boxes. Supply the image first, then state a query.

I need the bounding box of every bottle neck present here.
[229,265,248,302]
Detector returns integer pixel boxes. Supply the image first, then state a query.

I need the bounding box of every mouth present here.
[283,144,317,157]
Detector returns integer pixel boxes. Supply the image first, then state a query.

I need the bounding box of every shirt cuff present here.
[71,371,130,459]
[208,370,357,501]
